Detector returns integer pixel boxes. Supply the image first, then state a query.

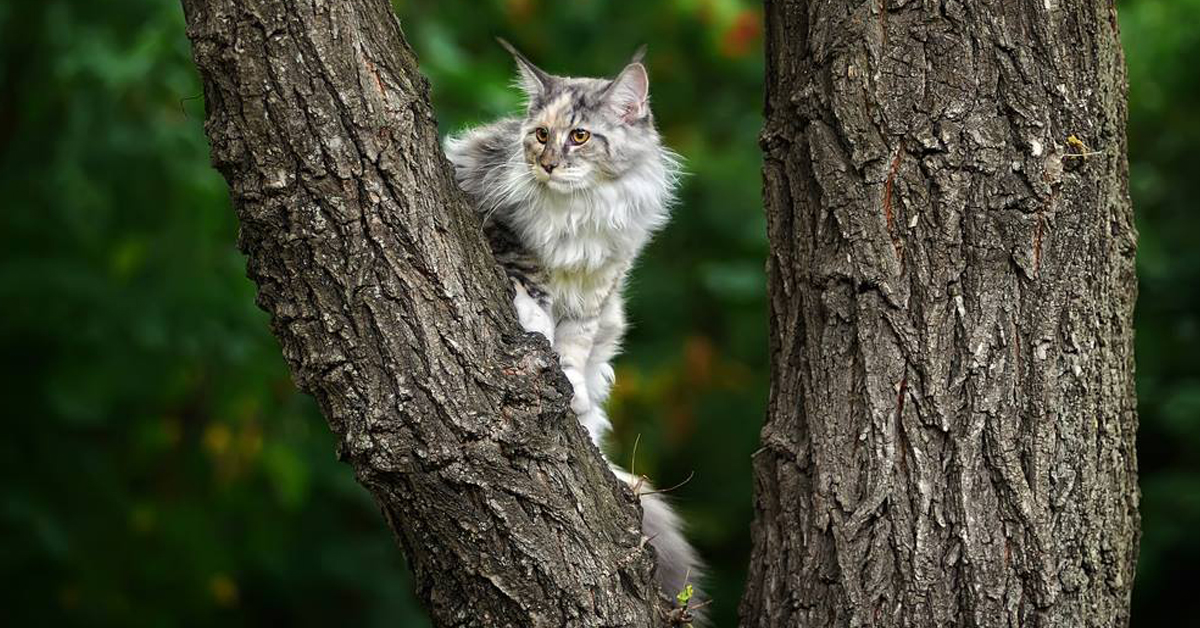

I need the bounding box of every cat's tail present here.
[609,466,707,624]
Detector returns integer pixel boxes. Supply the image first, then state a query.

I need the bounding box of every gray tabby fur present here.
[444,40,705,617]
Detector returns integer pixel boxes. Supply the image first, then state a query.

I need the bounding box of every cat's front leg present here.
[554,317,599,416]
[585,292,626,409]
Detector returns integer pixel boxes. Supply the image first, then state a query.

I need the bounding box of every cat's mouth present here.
[533,167,588,192]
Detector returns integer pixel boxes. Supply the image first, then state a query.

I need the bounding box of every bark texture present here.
[180,1,666,626]
[743,1,1138,626]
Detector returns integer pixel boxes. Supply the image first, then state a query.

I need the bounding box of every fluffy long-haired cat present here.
[444,40,704,614]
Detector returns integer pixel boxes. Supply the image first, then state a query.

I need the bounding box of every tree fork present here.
[179,1,666,625]
[742,0,1139,626]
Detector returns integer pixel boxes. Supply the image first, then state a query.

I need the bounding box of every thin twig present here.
[639,470,695,496]
[629,433,641,479]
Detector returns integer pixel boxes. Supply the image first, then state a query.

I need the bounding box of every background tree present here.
[742,0,1139,626]
[2,1,1197,627]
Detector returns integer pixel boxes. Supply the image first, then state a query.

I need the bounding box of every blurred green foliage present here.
[1121,0,1200,620]
[0,0,1193,626]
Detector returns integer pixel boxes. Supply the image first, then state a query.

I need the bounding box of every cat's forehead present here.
[529,77,610,126]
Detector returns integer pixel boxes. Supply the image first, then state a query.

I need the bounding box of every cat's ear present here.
[497,38,550,101]
[602,56,650,124]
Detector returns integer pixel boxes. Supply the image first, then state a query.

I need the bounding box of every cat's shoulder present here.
[445,117,522,163]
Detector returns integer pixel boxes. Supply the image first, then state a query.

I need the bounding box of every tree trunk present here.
[179,1,667,626]
[743,0,1138,626]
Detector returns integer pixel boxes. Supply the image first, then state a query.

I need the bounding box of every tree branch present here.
[180,0,666,625]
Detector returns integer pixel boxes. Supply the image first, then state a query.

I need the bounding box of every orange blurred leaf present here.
[721,9,762,58]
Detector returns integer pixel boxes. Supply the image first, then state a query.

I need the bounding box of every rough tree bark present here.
[180,1,668,626]
[743,0,1138,626]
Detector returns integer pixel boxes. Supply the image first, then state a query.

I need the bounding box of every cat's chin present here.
[542,177,591,194]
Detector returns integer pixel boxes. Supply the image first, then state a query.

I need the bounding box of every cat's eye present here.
[570,129,591,145]
[534,127,549,144]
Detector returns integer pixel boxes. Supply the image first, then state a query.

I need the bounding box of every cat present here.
[444,39,705,616]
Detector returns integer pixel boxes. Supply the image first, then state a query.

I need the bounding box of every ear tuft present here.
[604,62,650,123]
[497,37,550,101]
[630,44,648,65]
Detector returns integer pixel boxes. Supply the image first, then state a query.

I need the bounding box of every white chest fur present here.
[511,179,665,317]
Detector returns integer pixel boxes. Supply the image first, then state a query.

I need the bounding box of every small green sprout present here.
[676,582,694,607]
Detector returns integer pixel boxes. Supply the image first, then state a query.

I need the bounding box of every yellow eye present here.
[570,129,591,145]
[534,127,548,144]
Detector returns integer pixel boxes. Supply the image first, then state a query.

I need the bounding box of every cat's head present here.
[499,39,663,193]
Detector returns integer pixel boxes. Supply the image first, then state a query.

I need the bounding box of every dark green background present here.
[1,1,1194,626]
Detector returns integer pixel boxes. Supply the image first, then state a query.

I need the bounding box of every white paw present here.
[563,366,591,415]
[571,390,591,416]
[586,362,616,404]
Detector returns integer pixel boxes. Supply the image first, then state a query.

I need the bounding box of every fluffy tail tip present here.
[611,467,708,624]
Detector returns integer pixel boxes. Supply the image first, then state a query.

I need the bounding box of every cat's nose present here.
[540,161,558,174]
